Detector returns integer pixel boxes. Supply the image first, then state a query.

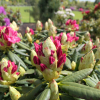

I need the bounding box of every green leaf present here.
[14,54,28,70]
[16,43,31,51]
[17,86,34,94]
[18,83,43,100]
[0,92,4,100]
[76,44,84,52]
[8,50,16,64]
[19,41,30,47]
[14,49,29,57]
[24,59,32,65]
[0,85,9,93]
[56,29,64,33]
[60,93,75,100]
[64,57,72,69]
[16,78,42,85]
[35,92,42,100]
[93,48,97,54]
[71,49,78,62]
[61,68,93,83]
[25,69,35,75]
[83,77,98,87]
[14,49,26,52]
[38,89,51,100]
[76,31,87,35]
[61,71,72,76]
[59,82,100,100]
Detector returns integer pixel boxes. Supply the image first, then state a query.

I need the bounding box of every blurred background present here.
[0,0,97,23]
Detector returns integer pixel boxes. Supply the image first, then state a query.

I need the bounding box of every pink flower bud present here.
[57,46,63,59]
[0,58,20,85]
[40,63,47,72]
[0,42,4,46]
[3,67,8,72]
[54,39,61,49]
[11,65,17,74]
[57,54,66,68]
[33,56,41,65]
[49,56,55,65]
[51,50,55,56]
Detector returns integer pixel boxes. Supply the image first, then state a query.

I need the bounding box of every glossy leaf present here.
[8,50,16,64]
[0,85,9,93]
[60,93,75,100]
[18,83,43,100]
[25,69,35,75]
[16,78,42,85]
[14,49,29,56]
[14,54,28,70]
[17,86,34,94]
[64,57,72,69]
[24,59,32,65]
[83,77,98,87]
[38,89,51,100]
[71,49,78,62]
[60,82,100,100]
[61,68,93,83]
[16,43,31,51]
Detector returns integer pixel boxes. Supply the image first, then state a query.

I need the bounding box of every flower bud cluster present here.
[31,37,66,81]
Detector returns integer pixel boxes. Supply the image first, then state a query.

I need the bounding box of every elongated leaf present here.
[76,31,87,35]
[14,54,28,70]
[0,92,3,99]
[25,69,35,75]
[24,59,32,65]
[16,78,42,85]
[61,71,72,76]
[14,49,27,52]
[16,43,31,51]
[56,29,64,33]
[71,49,78,62]
[18,83,43,100]
[0,84,9,93]
[76,44,84,52]
[60,93,75,100]
[14,49,29,56]
[19,41,30,47]
[64,57,72,69]
[83,77,97,87]
[38,89,51,100]
[61,68,93,83]
[17,86,34,94]
[60,82,100,100]
[8,50,16,64]
[92,72,99,81]
[35,92,42,100]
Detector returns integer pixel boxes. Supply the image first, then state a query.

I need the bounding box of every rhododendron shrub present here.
[0,26,20,50]
[65,19,79,31]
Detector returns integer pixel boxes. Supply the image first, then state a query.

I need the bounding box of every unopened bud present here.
[50,79,59,100]
[71,61,76,70]
[31,49,37,66]
[45,22,49,30]
[19,67,26,76]
[9,86,21,100]
[26,33,32,43]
